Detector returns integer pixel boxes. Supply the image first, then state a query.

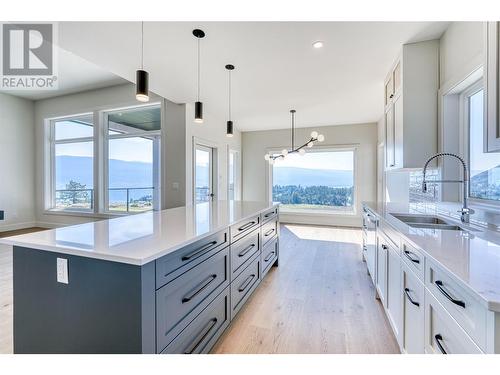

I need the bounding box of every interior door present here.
[195,145,214,203]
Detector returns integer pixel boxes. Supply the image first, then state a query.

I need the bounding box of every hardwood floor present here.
[212,224,400,354]
[0,225,399,354]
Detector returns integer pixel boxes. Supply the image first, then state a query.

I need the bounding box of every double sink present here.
[391,213,472,232]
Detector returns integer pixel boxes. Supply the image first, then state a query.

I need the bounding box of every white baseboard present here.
[0,221,37,233]
[280,213,362,227]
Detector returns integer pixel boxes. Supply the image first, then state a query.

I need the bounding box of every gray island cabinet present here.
[5,201,279,354]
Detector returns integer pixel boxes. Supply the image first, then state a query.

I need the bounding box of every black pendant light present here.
[136,21,149,102]
[226,64,235,137]
[193,29,205,123]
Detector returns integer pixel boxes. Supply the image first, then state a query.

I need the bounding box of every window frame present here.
[47,113,96,213]
[266,144,358,216]
[459,79,500,208]
[103,103,162,214]
[44,102,163,217]
[227,147,241,201]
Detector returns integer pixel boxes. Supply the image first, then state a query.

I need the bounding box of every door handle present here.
[434,334,447,354]
[181,241,217,262]
[434,280,466,308]
[184,318,218,354]
[182,274,217,303]
[404,288,420,307]
[238,244,256,258]
[403,250,420,264]
[238,274,256,292]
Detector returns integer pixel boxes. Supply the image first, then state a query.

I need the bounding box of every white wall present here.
[185,103,242,204]
[0,93,36,231]
[241,123,377,227]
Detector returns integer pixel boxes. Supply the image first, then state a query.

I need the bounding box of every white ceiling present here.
[4,46,126,100]
[57,22,450,131]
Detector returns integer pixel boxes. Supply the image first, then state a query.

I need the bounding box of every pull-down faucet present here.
[422,152,474,223]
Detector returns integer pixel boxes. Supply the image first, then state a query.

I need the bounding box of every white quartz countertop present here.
[363,201,500,312]
[0,201,278,266]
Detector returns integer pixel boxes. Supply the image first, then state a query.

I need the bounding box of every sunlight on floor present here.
[283,224,362,245]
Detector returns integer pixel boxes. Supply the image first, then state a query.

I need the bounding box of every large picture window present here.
[271,149,355,213]
[105,105,161,213]
[51,114,94,211]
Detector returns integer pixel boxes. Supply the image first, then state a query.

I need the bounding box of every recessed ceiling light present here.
[312,41,324,49]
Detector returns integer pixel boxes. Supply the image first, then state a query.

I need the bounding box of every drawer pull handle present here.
[238,274,256,292]
[238,244,256,257]
[434,334,447,354]
[181,241,218,261]
[264,251,275,262]
[264,211,275,218]
[238,221,256,232]
[264,228,275,237]
[404,288,420,307]
[182,274,217,303]
[435,280,466,308]
[381,244,388,250]
[184,318,218,354]
[403,250,420,264]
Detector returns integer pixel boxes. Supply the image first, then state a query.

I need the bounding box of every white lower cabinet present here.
[401,262,425,353]
[386,244,402,347]
[425,289,482,354]
[375,234,388,306]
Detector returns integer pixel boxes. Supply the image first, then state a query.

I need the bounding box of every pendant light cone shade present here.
[136,22,149,102]
[194,101,203,123]
[226,64,235,137]
[193,29,205,123]
[226,120,234,137]
[136,69,149,102]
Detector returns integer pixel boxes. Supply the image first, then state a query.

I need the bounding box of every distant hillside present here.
[273,166,353,188]
[56,156,152,189]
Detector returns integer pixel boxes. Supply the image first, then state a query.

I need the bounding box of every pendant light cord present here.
[291,111,295,150]
[197,38,201,101]
[228,69,232,120]
[141,21,144,69]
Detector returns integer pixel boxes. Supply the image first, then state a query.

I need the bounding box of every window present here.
[105,105,161,213]
[50,114,94,211]
[194,145,214,203]
[467,87,500,202]
[228,149,239,200]
[46,103,162,215]
[271,149,355,213]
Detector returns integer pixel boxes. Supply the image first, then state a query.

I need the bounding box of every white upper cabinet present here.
[484,22,500,153]
[384,40,439,169]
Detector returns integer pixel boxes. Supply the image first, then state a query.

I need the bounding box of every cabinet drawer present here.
[156,229,228,289]
[426,260,487,351]
[261,236,278,277]
[261,206,278,224]
[425,290,482,354]
[231,228,260,278]
[261,218,277,247]
[160,287,230,354]
[231,254,260,319]
[401,241,423,281]
[156,247,230,351]
[230,215,260,242]
[402,263,425,354]
[378,222,400,250]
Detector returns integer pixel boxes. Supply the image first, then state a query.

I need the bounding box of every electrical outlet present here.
[57,258,69,284]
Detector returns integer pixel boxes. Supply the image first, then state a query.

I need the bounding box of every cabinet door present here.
[386,245,402,347]
[376,234,388,306]
[402,263,425,354]
[385,106,395,169]
[485,22,500,152]
[385,75,394,106]
[393,94,403,168]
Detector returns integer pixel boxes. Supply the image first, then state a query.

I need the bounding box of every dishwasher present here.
[362,207,378,284]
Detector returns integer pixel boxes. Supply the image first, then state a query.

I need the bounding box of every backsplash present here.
[409,169,439,203]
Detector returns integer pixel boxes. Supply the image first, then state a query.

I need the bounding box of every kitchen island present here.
[1,201,280,354]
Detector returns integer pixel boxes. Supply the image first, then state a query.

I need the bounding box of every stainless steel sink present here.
[390,214,464,231]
